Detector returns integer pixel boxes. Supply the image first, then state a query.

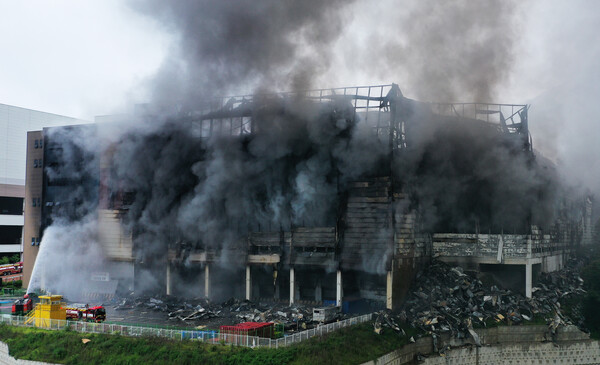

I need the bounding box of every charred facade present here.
[24,84,594,309]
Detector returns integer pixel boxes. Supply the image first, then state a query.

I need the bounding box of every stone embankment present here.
[364,325,600,365]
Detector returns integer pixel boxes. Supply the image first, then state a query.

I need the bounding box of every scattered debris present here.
[114,294,344,330]
[373,259,586,346]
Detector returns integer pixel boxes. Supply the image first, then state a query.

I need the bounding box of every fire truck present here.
[12,293,34,315]
[0,262,22,276]
[65,304,106,322]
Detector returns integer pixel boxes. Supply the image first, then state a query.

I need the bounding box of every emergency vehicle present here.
[0,262,22,276]
[65,304,106,322]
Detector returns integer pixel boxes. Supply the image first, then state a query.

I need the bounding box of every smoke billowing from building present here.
[27,1,592,301]
[375,0,522,102]
[130,0,357,108]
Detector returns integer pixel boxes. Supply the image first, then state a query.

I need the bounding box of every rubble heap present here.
[376,259,586,340]
[115,295,341,331]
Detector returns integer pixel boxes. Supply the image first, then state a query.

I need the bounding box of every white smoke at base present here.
[27,215,107,300]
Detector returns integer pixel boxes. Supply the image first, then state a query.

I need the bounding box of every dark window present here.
[32,198,36,207]
[0,226,22,244]
[34,140,38,149]
[0,197,23,215]
[31,238,35,246]
[33,159,38,168]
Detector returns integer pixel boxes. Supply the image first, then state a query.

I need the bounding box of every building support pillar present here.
[245,265,252,301]
[315,280,322,302]
[386,270,393,310]
[273,269,279,300]
[166,262,172,296]
[204,264,210,298]
[336,270,342,307]
[289,267,295,305]
[525,261,532,299]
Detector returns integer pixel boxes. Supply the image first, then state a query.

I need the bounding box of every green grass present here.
[0,322,417,365]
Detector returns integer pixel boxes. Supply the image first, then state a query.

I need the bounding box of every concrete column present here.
[166,263,172,296]
[386,270,393,310]
[289,267,295,305]
[525,261,532,298]
[315,280,322,302]
[204,264,210,298]
[273,269,279,300]
[245,265,252,300]
[336,270,342,307]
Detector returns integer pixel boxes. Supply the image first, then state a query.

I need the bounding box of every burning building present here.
[23,83,593,310]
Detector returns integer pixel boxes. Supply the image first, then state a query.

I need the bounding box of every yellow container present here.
[27,295,66,328]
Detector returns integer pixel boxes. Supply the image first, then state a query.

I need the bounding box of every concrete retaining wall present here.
[363,325,597,365]
[0,341,54,365]
[423,341,600,365]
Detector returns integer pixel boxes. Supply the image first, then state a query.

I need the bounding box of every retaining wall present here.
[363,325,598,365]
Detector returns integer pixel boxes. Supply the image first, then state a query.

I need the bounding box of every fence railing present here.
[0,312,373,348]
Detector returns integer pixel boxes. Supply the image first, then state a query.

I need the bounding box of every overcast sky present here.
[0,0,598,193]
[0,0,172,119]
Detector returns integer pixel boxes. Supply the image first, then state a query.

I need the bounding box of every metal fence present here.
[0,312,373,348]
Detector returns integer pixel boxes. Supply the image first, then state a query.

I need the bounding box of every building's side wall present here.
[433,233,529,263]
[98,210,133,261]
[22,131,44,287]
[0,104,87,187]
[98,209,135,293]
[392,205,432,310]
[432,230,568,272]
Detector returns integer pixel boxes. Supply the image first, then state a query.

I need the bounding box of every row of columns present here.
[166,263,211,298]
[168,263,399,307]
[246,266,343,306]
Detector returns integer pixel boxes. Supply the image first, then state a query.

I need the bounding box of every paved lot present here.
[103,305,228,330]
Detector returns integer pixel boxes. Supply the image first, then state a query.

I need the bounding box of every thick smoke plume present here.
[131,0,357,108]
[397,0,521,102]
[110,99,389,286]
[333,0,524,102]
[29,0,588,299]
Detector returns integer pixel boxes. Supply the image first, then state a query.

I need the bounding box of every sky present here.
[0,0,599,194]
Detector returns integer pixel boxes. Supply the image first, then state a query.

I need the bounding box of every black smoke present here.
[109,98,388,282]
[31,1,588,299]
[130,0,357,108]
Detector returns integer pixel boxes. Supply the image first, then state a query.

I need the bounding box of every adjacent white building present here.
[0,103,88,258]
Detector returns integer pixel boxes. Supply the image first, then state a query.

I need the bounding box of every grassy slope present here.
[0,323,414,365]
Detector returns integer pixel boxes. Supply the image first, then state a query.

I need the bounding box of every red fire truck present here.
[0,262,22,276]
[65,304,106,322]
[12,293,34,315]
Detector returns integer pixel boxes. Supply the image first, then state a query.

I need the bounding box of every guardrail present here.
[0,312,373,348]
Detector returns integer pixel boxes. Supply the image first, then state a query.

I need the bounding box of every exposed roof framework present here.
[185,83,531,152]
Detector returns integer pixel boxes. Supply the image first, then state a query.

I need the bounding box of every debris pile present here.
[375,259,586,340]
[115,295,341,330]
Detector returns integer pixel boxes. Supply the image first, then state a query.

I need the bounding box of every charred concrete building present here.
[24,84,594,310]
